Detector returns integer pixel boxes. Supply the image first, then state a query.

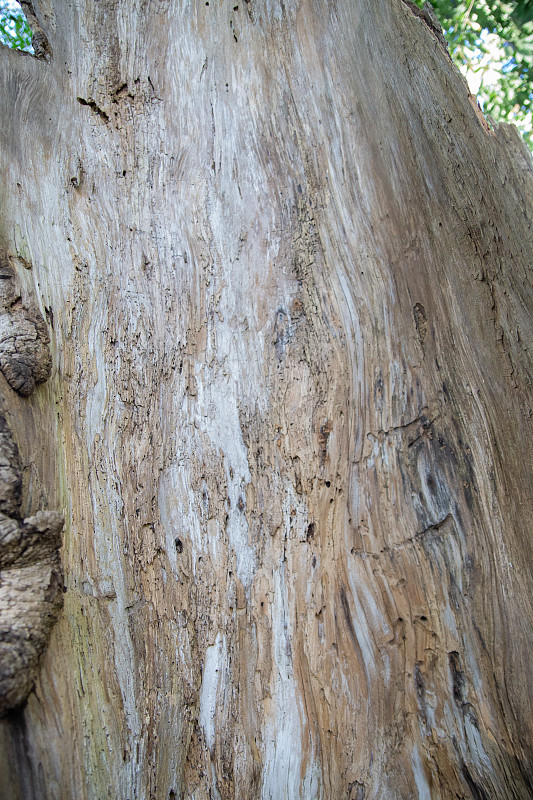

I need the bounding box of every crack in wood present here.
[77,96,110,123]
[351,513,454,558]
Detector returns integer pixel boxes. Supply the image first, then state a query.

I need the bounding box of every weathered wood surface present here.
[0,0,532,797]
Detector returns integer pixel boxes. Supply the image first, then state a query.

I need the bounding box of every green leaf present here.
[0,1,33,53]
[413,0,533,151]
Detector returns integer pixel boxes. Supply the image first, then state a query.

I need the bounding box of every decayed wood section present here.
[0,0,532,797]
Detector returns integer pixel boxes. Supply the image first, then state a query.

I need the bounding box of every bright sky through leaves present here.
[415,0,533,150]
[0,0,32,53]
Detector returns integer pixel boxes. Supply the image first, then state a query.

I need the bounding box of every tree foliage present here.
[415,0,533,149]
[0,1,32,53]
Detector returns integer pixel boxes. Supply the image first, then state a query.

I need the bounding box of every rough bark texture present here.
[0,254,63,716]
[0,254,52,396]
[0,0,532,798]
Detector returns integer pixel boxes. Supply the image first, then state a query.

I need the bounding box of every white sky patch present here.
[459,29,532,130]
[460,31,506,97]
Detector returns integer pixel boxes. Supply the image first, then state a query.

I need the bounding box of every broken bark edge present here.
[19,0,52,61]
[400,0,451,58]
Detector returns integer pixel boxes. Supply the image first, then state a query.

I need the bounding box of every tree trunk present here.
[0,0,532,797]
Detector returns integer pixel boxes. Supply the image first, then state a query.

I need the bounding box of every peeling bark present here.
[0,0,532,798]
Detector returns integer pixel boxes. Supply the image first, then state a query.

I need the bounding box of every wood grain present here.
[0,0,532,797]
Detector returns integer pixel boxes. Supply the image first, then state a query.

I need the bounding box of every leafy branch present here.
[0,1,33,54]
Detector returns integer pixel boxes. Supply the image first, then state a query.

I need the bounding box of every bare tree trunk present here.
[0,0,532,797]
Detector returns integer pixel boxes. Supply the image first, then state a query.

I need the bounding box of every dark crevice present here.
[413,513,453,544]
[448,651,466,706]
[461,764,490,800]
[77,97,110,123]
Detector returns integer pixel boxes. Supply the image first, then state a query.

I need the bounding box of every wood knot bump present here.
[0,256,52,397]
[0,414,64,716]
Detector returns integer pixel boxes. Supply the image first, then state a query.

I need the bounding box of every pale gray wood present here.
[0,0,532,797]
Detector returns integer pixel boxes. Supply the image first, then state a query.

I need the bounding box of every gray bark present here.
[0,0,532,798]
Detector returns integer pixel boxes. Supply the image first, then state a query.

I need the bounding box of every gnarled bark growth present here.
[0,255,52,396]
[0,254,63,716]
